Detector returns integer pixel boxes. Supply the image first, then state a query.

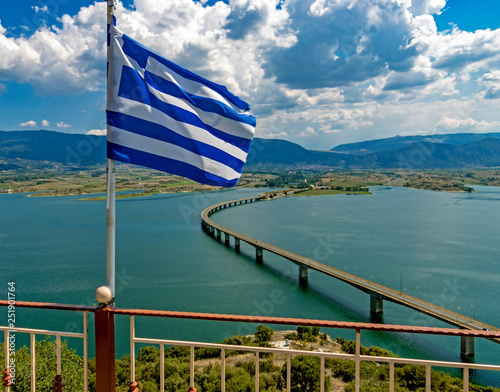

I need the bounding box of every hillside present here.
[0,130,105,170]
[2,130,500,172]
[345,138,500,169]
[330,132,500,155]
[246,137,500,170]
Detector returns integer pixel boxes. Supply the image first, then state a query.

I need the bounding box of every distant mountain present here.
[0,130,106,170]
[247,135,500,169]
[331,132,500,155]
[246,138,340,166]
[344,138,500,169]
[1,130,500,172]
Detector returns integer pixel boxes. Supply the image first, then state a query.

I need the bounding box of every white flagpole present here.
[106,159,116,298]
[106,0,117,300]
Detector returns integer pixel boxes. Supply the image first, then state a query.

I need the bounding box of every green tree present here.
[162,358,190,392]
[11,338,85,392]
[115,354,131,390]
[254,325,274,344]
[283,355,329,392]
[296,326,316,342]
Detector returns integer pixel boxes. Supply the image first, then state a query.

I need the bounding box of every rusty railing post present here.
[54,374,64,391]
[95,306,116,392]
[2,368,12,388]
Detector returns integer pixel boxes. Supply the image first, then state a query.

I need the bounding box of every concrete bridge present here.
[201,195,500,357]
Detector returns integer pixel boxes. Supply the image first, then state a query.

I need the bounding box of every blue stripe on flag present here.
[118,66,253,152]
[107,111,245,171]
[145,71,256,127]
[121,34,251,111]
[107,142,239,187]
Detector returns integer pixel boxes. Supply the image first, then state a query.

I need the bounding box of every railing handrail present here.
[0,300,95,312]
[0,326,84,338]
[1,301,498,339]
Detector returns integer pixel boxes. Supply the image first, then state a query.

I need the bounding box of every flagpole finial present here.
[107,0,117,25]
[96,285,114,305]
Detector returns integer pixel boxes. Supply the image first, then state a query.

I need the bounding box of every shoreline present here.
[3,182,479,200]
[0,168,484,199]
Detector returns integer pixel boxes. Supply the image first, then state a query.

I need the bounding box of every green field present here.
[1,168,497,198]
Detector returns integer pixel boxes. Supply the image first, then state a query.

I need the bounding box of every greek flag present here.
[107,24,256,187]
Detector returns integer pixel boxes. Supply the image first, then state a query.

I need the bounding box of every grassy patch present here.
[294,189,371,196]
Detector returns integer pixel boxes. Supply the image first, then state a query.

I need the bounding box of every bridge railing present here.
[2,301,500,392]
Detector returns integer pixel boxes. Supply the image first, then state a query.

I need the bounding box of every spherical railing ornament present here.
[95,285,113,304]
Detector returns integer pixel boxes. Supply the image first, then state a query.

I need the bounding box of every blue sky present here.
[1,0,500,149]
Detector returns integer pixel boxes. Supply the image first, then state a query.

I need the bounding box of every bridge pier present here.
[209,226,215,237]
[235,238,240,252]
[461,336,474,357]
[299,264,308,286]
[256,247,263,264]
[216,229,221,241]
[224,232,230,246]
[370,294,383,314]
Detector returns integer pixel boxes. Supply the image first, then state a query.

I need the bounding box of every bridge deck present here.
[201,196,499,344]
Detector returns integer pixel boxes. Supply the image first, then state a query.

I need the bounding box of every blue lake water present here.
[1,186,499,385]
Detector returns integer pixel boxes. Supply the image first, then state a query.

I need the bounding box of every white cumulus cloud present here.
[435,116,500,131]
[265,131,288,138]
[19,120,37,127]
[41,119,50,127]
[1,0,499,148]
[56,121,71,128]
[409,0,446,16]
[297,126,317,137]
[86,129,106,136]
[32,5,49,13]
[0,2,107,95]
[479,70,500,99]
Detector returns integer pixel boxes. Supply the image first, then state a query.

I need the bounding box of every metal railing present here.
[117,307,500,392]
[2,301,500,392]
[0,301,91,392]
[129,320,500,392]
